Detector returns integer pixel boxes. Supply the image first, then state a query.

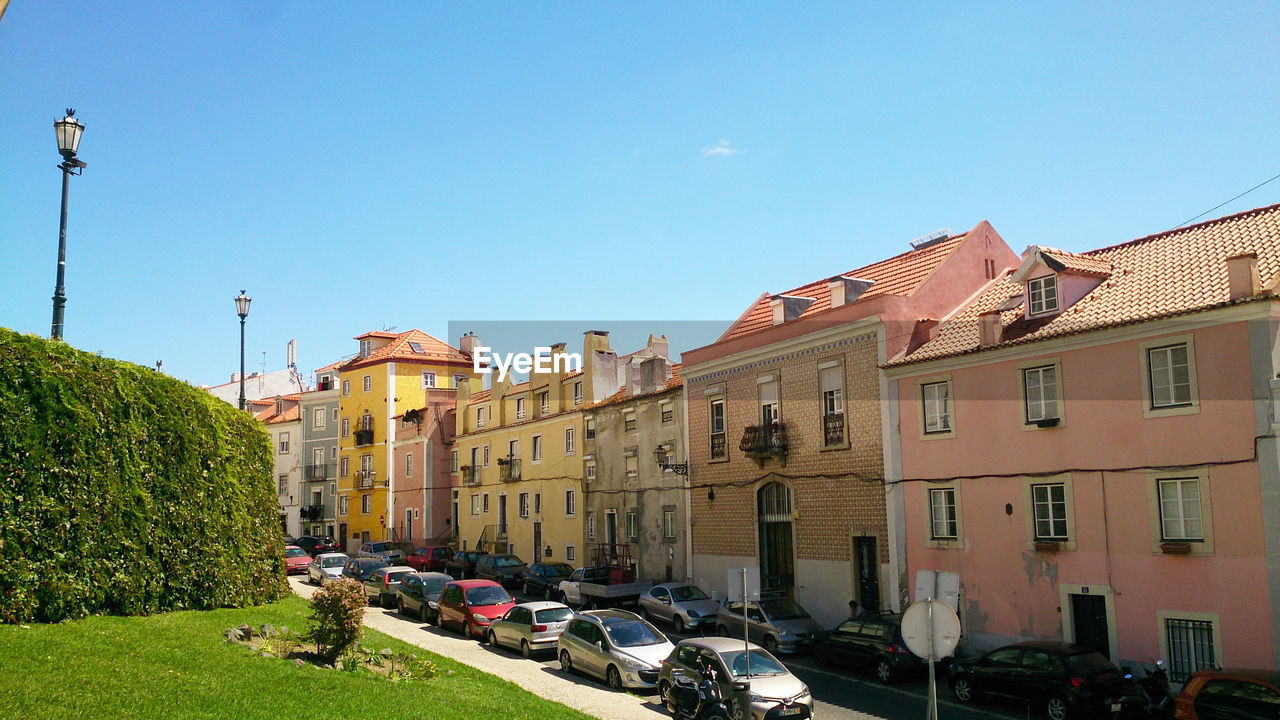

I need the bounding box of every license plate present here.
[1111,704,1123,713]
[779,706,803,717]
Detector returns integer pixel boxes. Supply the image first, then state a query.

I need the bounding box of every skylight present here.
[409,342,424,353]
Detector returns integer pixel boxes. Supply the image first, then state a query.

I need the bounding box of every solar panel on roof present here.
[409,342,424,353]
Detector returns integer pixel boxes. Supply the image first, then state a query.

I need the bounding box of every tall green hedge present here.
[0,329,288,623]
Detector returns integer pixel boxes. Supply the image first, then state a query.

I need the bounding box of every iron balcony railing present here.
[355,470,376,490]
[300,503,331,521]
[353,428,374,446]
[740,422,788,456]
[710,431,727,460]
[823,413,845,447]
[306,463,335,481]
[461,466,479,485]
[499,458,521,482]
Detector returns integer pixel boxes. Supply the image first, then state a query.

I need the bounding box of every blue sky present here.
[3,3,1278,388]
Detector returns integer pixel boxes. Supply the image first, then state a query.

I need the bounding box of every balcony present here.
[710,431,727,460]
[739,422,788,465]
[306,463,334,481]
[823,413,845,447]
[354,428,374,446]
[499,458,521,482]
[355,470,376,490]
[461,466,479,485]
[300,503,331,521]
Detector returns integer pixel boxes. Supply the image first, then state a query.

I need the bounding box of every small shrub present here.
[307,579,364,664]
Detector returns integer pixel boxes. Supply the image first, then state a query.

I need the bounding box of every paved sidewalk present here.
[289,577,666,720]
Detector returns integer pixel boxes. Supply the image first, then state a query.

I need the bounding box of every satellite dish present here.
[901,599,961,661]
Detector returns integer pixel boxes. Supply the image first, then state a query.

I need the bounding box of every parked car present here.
[486,601,573,658]
[396,572,453,623]
[523,562,575,599]
[557,609,674,691]
[948,640,1133,720]
[474,554,528,588]
[357,541,411,564]
[406,545,454,572]
[437,579,517,639]
[658,636,814,720]
[341,557,389,584]
[283,535,296,546]
[715,596,823,654]
[362,566,415,608]
[295,535,340,556]
[284,545,312,575]
[813,613,926,683]
[444,550,489,579]
[308,552,349,585]
[637,583,719,633]
[1175,668,1280,720]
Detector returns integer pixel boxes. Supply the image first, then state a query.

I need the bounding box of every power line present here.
[1173,171,1280,230]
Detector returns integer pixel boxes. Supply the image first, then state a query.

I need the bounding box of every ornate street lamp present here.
[235,290,252,410]
[653,445,689,476]
[50,109,86,340]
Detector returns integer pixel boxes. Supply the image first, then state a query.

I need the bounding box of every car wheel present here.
[606,665,623,690]
[951,675,975,703]
[467,621,480,639]
[763,635,779,654]
[660,681,676,713]
[523,582,532,596]
[486,630,497,647]
[1046,695,1071,720]
[397,598,405,615]
[673,615,687,633]
[560,650,574,674]
[521,640,532,659]
[875,657,895,684]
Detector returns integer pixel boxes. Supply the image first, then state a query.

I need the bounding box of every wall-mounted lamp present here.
[707,486,716,502]
[653,445,689,476]
[544,545,553,558]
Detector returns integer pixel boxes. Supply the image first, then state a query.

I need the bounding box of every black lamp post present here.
[50,109,86,340]
[235,290,251,410]
[653,445,689,475]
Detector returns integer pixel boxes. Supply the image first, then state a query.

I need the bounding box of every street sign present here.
[914,569,959,612]
[901,599,962,660]
[726,566,761,602]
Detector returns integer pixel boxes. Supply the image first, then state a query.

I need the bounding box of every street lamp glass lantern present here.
[54,111,85,159]
[653,446,668,466]
[235,290,251,319]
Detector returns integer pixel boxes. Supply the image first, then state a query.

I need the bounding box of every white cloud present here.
[702,139,742,156]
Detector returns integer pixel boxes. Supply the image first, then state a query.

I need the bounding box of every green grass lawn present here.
[0,595,597,719]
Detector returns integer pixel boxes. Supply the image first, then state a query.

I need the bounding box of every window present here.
[359,414,373,431]
[573,381,583,406]
[565,490,576,515]
[450,450,458,472]
[565,426,575,454]
[759,377,779,425]
[313,408,326,429]
[663,508,676,540]
[709,398,727,460]
[359,338,372,358]
[515,397,526,421]
[1032,483,1068,540]
[330,445,337,460]
[278,475,288,494]
[585,460,596,480]
[930,488,958,539]
[341,417,350,437]
[470,494,481,515]
[1149,343,1192,409]
[1023,365,1059,424]
[821,363,845,446]
[625,453,638,477]
[361,493,371,514]
[476,406,486,428]
[624,411,637,432]
[331,407,339,422]
[508,439,519,459]
[534,492,541,515]
[483,494,490,513]
[278,432,290,454]
[626,510,638,540]
[342,379,350,396]
[362,375,372,392]
[454,374,467,388]
[1028,275,1059,316]
[922,381,952,434]
[519,492,529,518]
[340,457,350,477]
[585,417,595,438]
[1159,477,1203,541]
[566,544,576,563]
[483,444,490,467]
[587,512,597,539]
[1164,616,1218,682]
[539,391,549,415]
[661,402,674,423]
[532,435,542,461]
[422,372,436,389]
[339,495,348,516]
[405,453,413,477]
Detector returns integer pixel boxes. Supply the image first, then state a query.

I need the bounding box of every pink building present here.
[390,390,457,546]
[884,204,1280,680]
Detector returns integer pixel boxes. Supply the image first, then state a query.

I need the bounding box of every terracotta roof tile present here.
[722,234,968,342]
[894,203,1280,365]
[341,329,472,371]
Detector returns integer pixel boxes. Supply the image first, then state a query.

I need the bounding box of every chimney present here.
[907,319,940,354]
[640,356,668,394]
[828,276,876,309]
[583,330,610,356]
[647,334,669,360]
[1227,253,1260,301]
[458,332,480,357]
[770,295,816,325]
[978,311,1002,348]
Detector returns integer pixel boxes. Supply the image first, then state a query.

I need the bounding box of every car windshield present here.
[1065,652,1116,675]
[423,579,449,595]
[605,620,666,648]
[321,556,347,568]
[545,564,573,578]
[670,586,709,602]
[369,543,389,552]
[494,556,524,567]
[721,649,790,678]
[759,599,810,620]
[285,548,308,558]
[465,586,513,607]
[534,607,573,623]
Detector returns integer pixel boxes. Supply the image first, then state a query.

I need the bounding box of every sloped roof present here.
[341,329,472,371]
[255,394,302,424]
[893,203,1280,365]
[583,364,684,410]
[721,233,969,342]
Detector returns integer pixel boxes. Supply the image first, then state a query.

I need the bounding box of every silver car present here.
[658,636,814,720]
[715,597,823,654]
[356,541,409,564]
[557,609,674,690]
[638,583,720,633]
[308,552,349,585]
[486,601,572,658]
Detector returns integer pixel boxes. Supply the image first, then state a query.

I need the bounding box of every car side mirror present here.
[661,597,671,605]
[595,641,604,651]
[730,681,749,693]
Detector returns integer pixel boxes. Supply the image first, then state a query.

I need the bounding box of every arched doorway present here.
[757,482,794,595]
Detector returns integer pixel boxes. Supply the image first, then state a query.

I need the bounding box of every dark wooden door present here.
[856,537,880,613]
[1070,593,1109,658]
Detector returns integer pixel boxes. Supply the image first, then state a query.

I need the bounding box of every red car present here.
[284,545,311,575]
[406,545,454,572]
[436,579,516,639]
[1175,668,1280,720]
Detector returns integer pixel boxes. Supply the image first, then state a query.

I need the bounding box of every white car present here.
[308,552,349,585]
[487,601,572,658]
[557,609,674,690]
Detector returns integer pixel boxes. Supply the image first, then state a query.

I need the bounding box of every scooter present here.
[666,665,742,720]
[1119,659,1175,720]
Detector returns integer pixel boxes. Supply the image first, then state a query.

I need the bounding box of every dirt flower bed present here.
[224,622,439,681]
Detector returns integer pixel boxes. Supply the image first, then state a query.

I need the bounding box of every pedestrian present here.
[849,599,866,618]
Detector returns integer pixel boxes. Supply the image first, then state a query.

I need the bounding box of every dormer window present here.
[1027,275,1059,316]
[359,339,372,358]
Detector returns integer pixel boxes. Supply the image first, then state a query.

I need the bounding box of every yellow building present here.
[336,330,481,553]
[453,331,622,566]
